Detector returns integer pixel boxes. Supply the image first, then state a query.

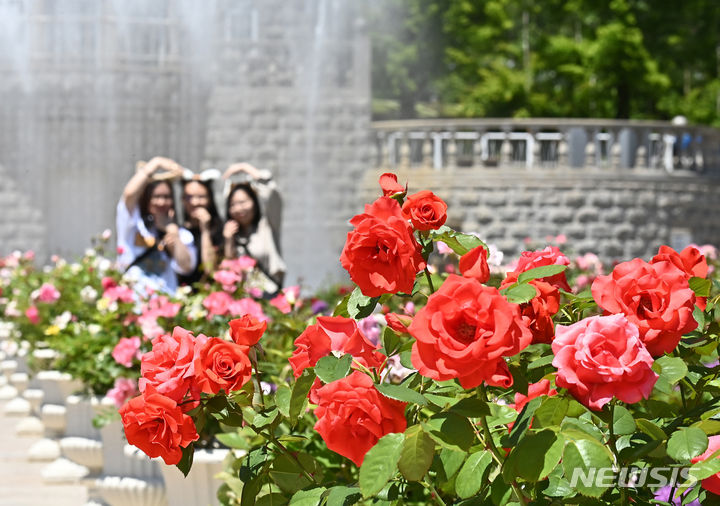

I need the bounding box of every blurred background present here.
[1,0,719,289]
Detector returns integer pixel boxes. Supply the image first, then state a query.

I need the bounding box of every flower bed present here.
[2,174,720,505]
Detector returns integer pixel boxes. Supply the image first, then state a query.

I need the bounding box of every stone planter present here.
[158,449,230,506]
[43,395,104,482]
[94,398,166,506]
[28,371,82,461]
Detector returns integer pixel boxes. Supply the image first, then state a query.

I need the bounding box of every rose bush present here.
[4,174,720,505]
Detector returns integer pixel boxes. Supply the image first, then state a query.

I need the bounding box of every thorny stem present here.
[249,346,265,407]
[479,385,528,505]
[260,430,320,486]
[608,402,627,505]
[421,480,447,506]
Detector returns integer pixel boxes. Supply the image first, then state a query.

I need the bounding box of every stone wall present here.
[0,0,369,289]
[362,167,720,262]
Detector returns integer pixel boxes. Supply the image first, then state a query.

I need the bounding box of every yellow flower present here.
[44,325,60,336]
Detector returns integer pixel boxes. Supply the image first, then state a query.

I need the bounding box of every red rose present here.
[340,197,425,297]
[409,275,532,389]
[228,315,267,347]
[119,385,199,465]
[378,172,405,196]
[193,338,252,395]
[504,246,571,292]
[652,245,708,279]
[591,258,697,356]
[401,190,448,231]
[313,371,407,466]
[691,435,720,495]
[510,379,557,413]
[652,245,708,310]
[552,314,658,411]
[459,245,490,283]
[384,313,412,334]
[289,316,384,378]
[139,327,207,403]
[499,278,560,344]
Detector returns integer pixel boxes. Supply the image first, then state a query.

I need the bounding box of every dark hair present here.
[181,179,222,232]
[138,180,176,231]
[226,183,262,230]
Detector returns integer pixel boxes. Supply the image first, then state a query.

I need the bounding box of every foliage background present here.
[368,0,720,124]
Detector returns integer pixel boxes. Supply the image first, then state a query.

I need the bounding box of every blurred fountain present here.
[0,0,371,289]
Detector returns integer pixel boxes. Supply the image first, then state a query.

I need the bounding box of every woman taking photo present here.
[116,156,197,294]
[222,162,286,295]
[178,169,223,286]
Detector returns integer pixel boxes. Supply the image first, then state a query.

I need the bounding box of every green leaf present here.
[692,419,720,436]
[487,403,518,427]
[653,356,688,385]
[375,383,427,406]
[503,283,538,304]
[667,427,709,461]
[635,418,667,442]
[534,396,569,429]
[215,432,249,450]
[430,226,485,256]
[689,276,712,297]
[455,450,493,499]
[507,397,542,446]
[449,397,490,418]
[422,412,477,451]
[612,405,637,436]
[688,448,720,480]
[562,438,614,497]
[275,384,291,418]
[289,368,316,422]
[315,354,352,384]
[325,486,362,506]
[381,326,401,356]
[438,447,466,480]
[289,487,327,505]
[359,433,405,498]
[517,264,568,284]
[176,443,195,477]
[255,493,287,506]
[397,425,435,482]
[506,430,564,483]
[348,287,379,318]
[333,292,350,317]
[693,305,705,328]
[269,453,322,494]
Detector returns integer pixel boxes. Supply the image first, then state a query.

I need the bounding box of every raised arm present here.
[122,156,183,213]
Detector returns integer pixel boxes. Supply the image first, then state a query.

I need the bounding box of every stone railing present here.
[372,118,720,175]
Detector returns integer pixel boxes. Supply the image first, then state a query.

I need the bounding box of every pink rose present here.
[213,270,242,292]
[112,337,142,367]
[101,277,117,290]
[103,285,135,303]
[552,314,658,411]
[202,291,233,317]
[36,283,60,303]
[25,305,40,324]
[105,377,138,408]
[228,297,268,321]
[591,258,697,356]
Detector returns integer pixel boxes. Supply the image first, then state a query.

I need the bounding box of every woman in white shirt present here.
[116,156,197,294]
[222,163,286,295]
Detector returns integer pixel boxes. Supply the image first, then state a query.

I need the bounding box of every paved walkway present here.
[0,400,88,506]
